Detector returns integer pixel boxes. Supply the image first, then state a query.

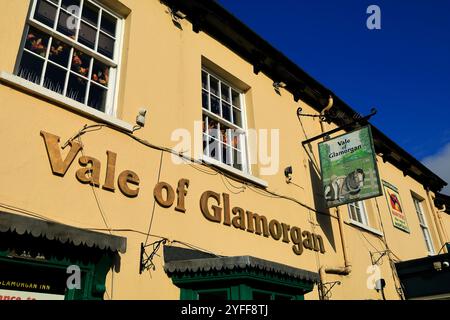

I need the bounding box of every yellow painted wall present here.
[0,0,448,300]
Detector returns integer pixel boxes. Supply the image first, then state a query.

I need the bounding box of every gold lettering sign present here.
[41,131,140,197]
[199,191,326,256]
[40,131,326,256]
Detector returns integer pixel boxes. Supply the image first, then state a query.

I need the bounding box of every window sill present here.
[345,219,384,237]
[202,156,268,188]
[0,71,133,132]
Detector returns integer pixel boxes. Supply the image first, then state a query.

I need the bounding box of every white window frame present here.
[14,0,124,116]
[413,197,435,255]
[348,201,369,226]
[201,68,251,175]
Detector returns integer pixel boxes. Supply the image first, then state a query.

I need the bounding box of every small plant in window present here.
[50,43,64,56]
[26,31,47,56]
[92,61,109,86]
[92,67,109,86]
[72,51,89,77]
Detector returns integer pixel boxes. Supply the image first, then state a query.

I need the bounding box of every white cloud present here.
[422,143,450,195]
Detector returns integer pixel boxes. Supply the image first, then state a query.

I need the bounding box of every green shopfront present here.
[164,246,319,300]
[0,211,126,300]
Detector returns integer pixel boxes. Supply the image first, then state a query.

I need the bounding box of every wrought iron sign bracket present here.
[320,281,341,300]
[370,250,390,266]
[300,108,377,146]
[139,239,168,274]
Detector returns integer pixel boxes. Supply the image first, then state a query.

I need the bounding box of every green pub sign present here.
[318,126,382,208]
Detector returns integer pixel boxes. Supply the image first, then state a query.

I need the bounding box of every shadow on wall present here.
[309,160,336,252]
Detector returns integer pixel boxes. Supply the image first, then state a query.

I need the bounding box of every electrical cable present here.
[374,197,405,299]
[77,134,112,235]
[171,240,222,257]
[144,150,164,246]
[0,202,56,223]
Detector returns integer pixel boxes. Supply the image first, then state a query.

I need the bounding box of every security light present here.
[284,166,293,182]
[136,108,148,127]
[174,10,187,19]
[273,81,287,90]
[170,8,187,22]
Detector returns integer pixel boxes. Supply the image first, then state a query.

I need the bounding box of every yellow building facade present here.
[0,0,449,300]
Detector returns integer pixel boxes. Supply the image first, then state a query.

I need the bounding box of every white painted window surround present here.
[15,0,124,116]
[0,71,133,132]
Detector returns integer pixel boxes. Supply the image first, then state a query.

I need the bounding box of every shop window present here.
[201,69,249,173]
[197,289,230,300]
[348,201,369,226]
[181,281,304,301]
[15,0,122,114]
[181,285,304,301]
[412,196,435,255]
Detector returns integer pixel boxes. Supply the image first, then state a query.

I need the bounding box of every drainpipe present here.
[426,189,447,252]
[317,95,351,300]
[319,207,352,300]
[319,95,334,134]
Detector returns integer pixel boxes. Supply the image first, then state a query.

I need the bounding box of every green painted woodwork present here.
[168,266,316,300]
[0,232,115,300]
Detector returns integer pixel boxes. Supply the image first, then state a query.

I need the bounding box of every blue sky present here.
[218,0,450,193]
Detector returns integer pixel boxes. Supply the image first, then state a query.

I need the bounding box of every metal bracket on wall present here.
[320,281,341,300]
[300,108,377,146]
[370,250,390,266]
[139,239,168,274]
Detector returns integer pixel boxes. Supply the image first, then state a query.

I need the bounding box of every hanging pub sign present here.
[318,126,382,208]
[382,181,410,233]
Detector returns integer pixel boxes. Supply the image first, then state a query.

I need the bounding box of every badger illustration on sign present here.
[324,169,365,201]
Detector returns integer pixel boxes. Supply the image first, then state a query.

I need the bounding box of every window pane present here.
[233,149,242,170]
[349,205,357,221]
[207,118,219,139]
[202,71,208,90]
[61,0,81,10]
[202,115,207,133]
[49,39,71,67]
[17,51,44,84]
[88,83,107,111]
[202,90,209,110]
[233,107,242,127]
[222,102,231,122]
[203,133,208,155]
[422,228,433,253]
[232,89,240,108]
[25,27,49,57]
[208,138,220,161]
[66,73,87,103]
[231,132,240,150]
[210,95,220,116]
[71,50,90,77]
[221,143,231,165]
[82,1,99,26]
[78,21,97,49]
[221,83,230,102]
[210,76,219,96]
[101,11,117,37]
[57,11,77,39]
[98,33,115,59]
[220,127,228,144]
[34,0,57,28]
[43,63,66,94]
[92,60,109,86]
